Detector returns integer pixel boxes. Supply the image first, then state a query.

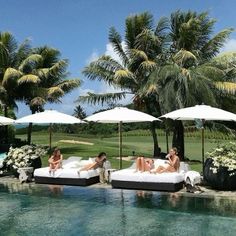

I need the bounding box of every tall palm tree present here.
[0,32,31,142]
[146,11,234,159]
[4,46,81,144]
[81,12,168,156]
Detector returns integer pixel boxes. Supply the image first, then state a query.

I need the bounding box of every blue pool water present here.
[0,153,6,160]
[0,182,236,236]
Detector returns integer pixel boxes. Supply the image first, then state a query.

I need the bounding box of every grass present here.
[16,130,235,172]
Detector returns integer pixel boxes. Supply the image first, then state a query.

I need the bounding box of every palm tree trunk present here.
[4,105,8,143]
[149,121,159,157]
[27,110,36,144]
[172,120,185,161]
[145,100,160,157]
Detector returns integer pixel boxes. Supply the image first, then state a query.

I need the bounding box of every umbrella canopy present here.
[0,116,15,125]
[16,110,85,124]
[16,110,85,149]
[85,107,160,169]
[160,105,236,121]
[160,105,236,172]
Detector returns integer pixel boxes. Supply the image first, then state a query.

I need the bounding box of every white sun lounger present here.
[111,159,190,192]
[34,156,100,186]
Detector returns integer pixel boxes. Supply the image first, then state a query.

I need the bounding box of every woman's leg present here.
[140,157,146,172]
[135,157,141,171]
[80,162,97,171]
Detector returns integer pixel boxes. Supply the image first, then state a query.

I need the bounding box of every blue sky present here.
[1,0,236,118]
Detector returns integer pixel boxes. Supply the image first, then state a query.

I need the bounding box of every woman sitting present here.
[79,152,107,172]
[135,156,155,172]
[48,148,63,175]
[152,147,180,174]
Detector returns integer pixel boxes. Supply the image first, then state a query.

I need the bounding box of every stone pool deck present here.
[0,175,235,199]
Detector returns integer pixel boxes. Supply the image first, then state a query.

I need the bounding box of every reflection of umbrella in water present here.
[160,104,236,171]
[15,110,85,149]
[85,107,160,169]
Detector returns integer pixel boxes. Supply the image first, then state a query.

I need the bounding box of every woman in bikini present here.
[135,156,155,172]
[152,147,180,174]
[79,152,107,171]
[48,148,63,175]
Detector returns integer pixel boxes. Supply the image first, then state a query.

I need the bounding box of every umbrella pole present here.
[119,121,122,169]
[201,128,204,174]
[49,123,52,150]
[166,130,169,153]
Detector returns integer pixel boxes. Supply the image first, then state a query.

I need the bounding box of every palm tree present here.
[73,105,86,119]
[0,32,31,142]
[4,46,81,144]
[146,11,234,159]
[81,12,168,156]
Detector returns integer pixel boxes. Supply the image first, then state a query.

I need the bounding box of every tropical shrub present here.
[204,142,236,190]
[206,142,236,174]
[4,145,47,173]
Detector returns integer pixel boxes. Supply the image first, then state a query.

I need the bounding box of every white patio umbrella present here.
[0,116,15,125]
[16,110,85,149]
[85,107,160,169]
[160,104,236,171]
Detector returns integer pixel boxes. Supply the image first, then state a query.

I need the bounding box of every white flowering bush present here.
[4,145,47,172]
[206,142,236,175]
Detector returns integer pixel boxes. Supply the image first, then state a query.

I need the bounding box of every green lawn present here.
[16,130,234,172]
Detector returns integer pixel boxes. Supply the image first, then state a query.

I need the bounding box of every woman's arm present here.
[48,156,53,164]
[168,156,178,167]
[54,155,63,164]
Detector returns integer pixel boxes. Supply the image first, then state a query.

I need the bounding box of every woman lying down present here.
[135,147,180,174]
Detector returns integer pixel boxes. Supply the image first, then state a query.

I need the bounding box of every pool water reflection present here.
[0,182,236,236]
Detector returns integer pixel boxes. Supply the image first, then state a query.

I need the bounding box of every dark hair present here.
[98,152,106,158]
[53,148,60,154]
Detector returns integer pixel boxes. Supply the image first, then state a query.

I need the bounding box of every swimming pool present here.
[0,153,6,160]
[0,182,236,236]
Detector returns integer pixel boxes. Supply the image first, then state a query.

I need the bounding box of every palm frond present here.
[215,82,236,94]
[196,65,225,81]
[47,86,64,100]
[201,29,233,60]
[173,49,197,67]
[2,68,22,86]
[125,12,154,49]
[30,97,46,107]
[155,16,169,38]
[83,55,123,84]
[14,39,32,66]
[19,54,43,72]
[57,79,81,92]
[78,91,128,105]
[0,42,9,69]
[49,60,68,76]
[109,27,128,65]
[139,60,157,72]
[0,32,17,56]
[18,74,40,84]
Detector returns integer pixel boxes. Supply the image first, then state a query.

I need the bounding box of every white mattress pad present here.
[111,169,185,183]
[34,167,99,179]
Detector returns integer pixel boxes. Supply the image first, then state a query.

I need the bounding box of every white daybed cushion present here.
[111,159,190,183]
[34,156,99,179]
[111,169,184,183]
[62,156,94,169]
[34,167,99,179]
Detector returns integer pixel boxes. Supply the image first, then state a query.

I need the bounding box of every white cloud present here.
[221,39,236,52]
[86,50,99,64]
[104,42,124,64]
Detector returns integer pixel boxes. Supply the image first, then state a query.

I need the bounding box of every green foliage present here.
[206,142,236,173]
[3,144,47,172]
